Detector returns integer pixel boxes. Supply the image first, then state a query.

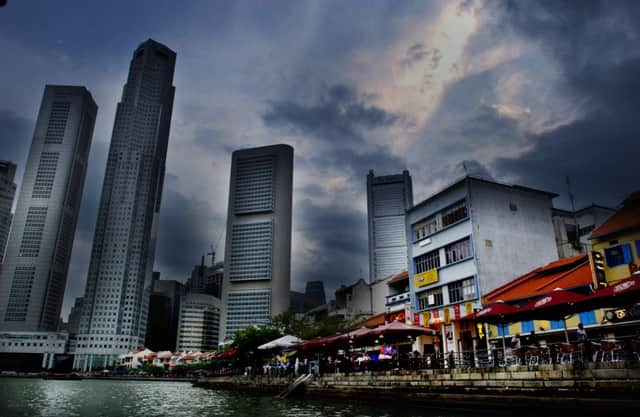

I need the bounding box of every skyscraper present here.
[74,40,176,370]
[0,160,17,263]
[367,170,413,282]
[0,86,97,332]
[220,144,293,340]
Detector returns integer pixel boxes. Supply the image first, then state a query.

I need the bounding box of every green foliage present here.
[271,311,350,340]
[231,325,282,353]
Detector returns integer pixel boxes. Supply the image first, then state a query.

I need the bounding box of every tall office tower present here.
[305,281,326,307]
[0,161,17,263]
[0,86,97,331]
[367,170,413,282]
[74,40,176,370]
[220,144,293,340]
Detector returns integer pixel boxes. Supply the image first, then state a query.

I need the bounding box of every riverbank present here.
[194,361,640,416]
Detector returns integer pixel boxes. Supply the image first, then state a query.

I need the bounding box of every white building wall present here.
[468,180,558,296]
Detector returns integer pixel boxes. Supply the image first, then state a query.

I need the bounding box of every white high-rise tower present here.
[74,40,176,370]
[220,144,293,341]
[367,170,413,282]
[0,85,97,332]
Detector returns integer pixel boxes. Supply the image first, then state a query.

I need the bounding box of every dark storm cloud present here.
[454,104,520,148]
[155,184,224,281]
[294,198,368,294]
[490,0,640,208]
[0,109,32,174]
[263,83,409,179]
[263,84,404,145]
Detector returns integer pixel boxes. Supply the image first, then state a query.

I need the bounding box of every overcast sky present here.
[0,0,637,320]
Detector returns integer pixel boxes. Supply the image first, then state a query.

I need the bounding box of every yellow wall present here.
[592,230,640,283]
[488,309,604,339]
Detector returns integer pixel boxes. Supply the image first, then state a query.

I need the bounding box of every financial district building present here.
[220,144,293,340]
[0,85,97,332]
[74,40,176,370]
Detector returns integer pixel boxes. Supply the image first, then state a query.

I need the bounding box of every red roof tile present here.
[590,192,640,239]
[388,270,409,284]
[484,254,592,303]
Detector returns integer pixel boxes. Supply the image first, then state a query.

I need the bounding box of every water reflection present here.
[0,378,443,417]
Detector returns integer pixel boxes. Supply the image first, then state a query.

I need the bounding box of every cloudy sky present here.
[0,1,637,319]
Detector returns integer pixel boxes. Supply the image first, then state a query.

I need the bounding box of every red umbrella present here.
[515,289,591,343]
[472,302,520,324]
[368,320,436,336]
[294,333,343,351]
[215,348,238,359]
[579,275,640,310]
[516,289,590,321]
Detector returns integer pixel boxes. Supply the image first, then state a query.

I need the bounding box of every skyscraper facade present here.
[74,40,176,370]
[367,170,413,282]
[0,160,17,263]
[0,85,97,332]
[220,144,293,340]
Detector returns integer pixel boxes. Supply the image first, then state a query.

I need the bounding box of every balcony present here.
[385,291,410,307]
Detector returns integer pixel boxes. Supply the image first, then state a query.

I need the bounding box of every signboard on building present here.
[590,250,607,289]
[404,302,412,324]
[413,269,438,288]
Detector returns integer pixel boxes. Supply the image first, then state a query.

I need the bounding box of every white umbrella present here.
[258,335,303,350]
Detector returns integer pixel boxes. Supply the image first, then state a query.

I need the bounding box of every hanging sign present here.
[432,309,440,325]
[453,304,461,320]
[465,301,473,316]
[443,307,451,324]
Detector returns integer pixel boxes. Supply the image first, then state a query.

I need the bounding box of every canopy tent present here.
[258,335,303,350]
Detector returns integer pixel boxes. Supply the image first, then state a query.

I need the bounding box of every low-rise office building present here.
[176,293,221,352]
[0,331,68,370]
[406,175,558,354]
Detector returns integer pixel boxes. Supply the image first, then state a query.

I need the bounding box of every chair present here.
[526,346,540,365]
[558,343,577,364]
[599,340,622,362]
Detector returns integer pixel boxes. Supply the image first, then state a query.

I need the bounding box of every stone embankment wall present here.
[195,362,640,415]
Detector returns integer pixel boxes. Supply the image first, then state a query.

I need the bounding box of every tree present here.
[270,311,351,340]
[231,325,282,353]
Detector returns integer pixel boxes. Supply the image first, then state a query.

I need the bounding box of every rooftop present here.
[483,254,593,304]
[408,175,558,214]
[590,192,640,240]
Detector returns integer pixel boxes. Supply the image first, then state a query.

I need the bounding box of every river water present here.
[0,378,463,417]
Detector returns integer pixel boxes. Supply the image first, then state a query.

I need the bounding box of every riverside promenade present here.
[195,361,640,416]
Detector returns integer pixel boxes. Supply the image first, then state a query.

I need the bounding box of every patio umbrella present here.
[473,302,521,354]
[364,321,436,349]
[577,274,640,310]
[293,333,343,351]
[516,289,591,342]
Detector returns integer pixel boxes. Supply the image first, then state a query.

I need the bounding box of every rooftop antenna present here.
[566,176,580,250]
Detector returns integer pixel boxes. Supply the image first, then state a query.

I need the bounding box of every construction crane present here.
[207,231,223,266]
